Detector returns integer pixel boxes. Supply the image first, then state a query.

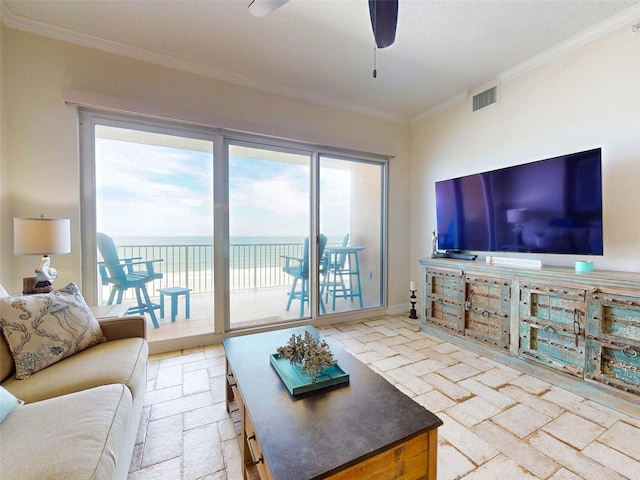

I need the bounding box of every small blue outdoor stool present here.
[158,287,192,323]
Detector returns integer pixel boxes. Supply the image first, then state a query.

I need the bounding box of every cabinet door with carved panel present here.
[464,275,511,350]
[519,284,586,377]
[585,291,640,395]
[423,268,464,334]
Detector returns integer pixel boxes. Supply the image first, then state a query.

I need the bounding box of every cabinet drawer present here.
[587,292,640,343]
[585,338,640,395]
[244,414,272,480]
[226,368,244,442]
[519,284,586,377]
[424,269,464,333]
[465,309,510,349]
[425,296,463,333]
[426,268,462,299]
[465,275,511,312]
[227,375,244,411]
[326,430,434,480]
[520,322,585,377]
[464,276,511,349]
[521,284,586,325]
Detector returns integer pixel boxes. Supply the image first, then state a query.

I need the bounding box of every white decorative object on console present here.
[485,256,542,269]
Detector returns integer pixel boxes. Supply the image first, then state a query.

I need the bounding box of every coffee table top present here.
[224,326,442,480]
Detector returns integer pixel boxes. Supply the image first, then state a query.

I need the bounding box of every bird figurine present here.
[35,255,58,288]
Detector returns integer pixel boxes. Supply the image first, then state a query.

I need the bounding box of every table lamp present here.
[14,215,71,293]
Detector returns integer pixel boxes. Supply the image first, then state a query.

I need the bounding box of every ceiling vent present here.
[472,86,498,112]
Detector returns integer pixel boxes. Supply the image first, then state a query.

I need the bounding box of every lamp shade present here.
[13,217,71,255]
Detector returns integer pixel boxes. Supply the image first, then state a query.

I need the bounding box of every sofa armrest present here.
[98,315,147,341]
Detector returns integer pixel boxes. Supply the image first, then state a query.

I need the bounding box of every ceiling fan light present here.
[248,0,289,17]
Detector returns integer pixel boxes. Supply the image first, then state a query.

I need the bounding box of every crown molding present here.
[410,3,640,123]
[411,91,468,125]
[4,1,638,126]
[1,1,408,125]
[500,3,640,81]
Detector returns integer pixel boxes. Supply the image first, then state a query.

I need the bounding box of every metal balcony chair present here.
[282,234,327,318]
[97,232,164,328]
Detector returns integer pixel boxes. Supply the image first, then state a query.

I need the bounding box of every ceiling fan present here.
[248,0,398,49]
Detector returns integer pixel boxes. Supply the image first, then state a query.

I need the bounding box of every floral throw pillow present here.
[0,283,106,379]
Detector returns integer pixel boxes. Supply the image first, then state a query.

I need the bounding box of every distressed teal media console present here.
[419,258,640,414]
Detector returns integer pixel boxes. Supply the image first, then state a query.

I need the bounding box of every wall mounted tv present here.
[435,148,603,255]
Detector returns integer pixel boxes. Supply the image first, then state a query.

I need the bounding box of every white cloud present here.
[96,139,351,240]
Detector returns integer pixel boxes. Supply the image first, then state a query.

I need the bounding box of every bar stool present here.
[324,246,364,310]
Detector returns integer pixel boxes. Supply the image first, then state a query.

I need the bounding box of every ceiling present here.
[2,0,640,123]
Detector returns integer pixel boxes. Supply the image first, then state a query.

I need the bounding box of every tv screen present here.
[435,148,603,255]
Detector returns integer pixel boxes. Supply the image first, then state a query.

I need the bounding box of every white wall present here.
[411,20,640,282]
[0,17,5,285]
[0,27,411,310]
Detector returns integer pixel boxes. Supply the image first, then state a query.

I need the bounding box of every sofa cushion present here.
[0,383,133,480]
[0,335,13,383]
[0,283,106,379]
[0,284,14,383]
[2,337,147,404]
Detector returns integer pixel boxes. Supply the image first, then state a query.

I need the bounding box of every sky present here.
[95,135,351,240]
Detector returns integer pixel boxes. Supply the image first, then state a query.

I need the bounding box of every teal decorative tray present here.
[270,353,349,396]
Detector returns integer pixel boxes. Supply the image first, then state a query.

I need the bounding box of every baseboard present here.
[386,303,410,315]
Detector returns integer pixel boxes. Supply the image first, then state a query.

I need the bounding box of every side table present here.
[158,287,192,322]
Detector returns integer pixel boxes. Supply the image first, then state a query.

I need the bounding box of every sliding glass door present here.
[227,141,316,328]
[90,118,214,340]
[319,155,385,315]
[81,111,388,345]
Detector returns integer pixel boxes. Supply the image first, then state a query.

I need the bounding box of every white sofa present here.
[0,284,148,480]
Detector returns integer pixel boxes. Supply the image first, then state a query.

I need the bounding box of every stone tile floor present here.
[129,315,640,479]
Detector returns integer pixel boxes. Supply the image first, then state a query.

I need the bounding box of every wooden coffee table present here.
[224,326,442,480]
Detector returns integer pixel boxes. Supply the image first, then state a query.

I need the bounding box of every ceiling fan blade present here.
[369,0,398,48]
[248,0,289,17]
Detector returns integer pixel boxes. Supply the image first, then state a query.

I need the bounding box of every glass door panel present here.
[94,124,214,339]
[228,142,312,328]
[319,155,385,315]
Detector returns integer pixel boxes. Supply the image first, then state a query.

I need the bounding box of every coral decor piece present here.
[276,331,337,380]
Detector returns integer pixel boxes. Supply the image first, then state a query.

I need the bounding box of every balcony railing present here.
[103,242,317,302]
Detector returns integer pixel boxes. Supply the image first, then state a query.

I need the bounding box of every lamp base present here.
[22,276,53,295]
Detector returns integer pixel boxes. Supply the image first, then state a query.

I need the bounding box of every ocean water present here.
[115,235,304,246]
[112,235,343,270]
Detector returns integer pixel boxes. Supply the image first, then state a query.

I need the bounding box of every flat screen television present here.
[435,148,603,255]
